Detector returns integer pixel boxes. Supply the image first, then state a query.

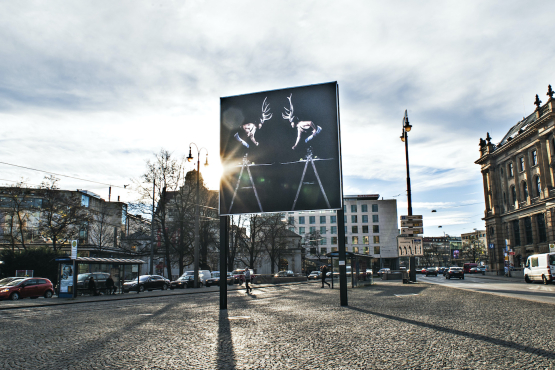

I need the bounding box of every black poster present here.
[220,82,342,215]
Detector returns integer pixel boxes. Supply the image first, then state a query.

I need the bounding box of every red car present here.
[0,277,54,301]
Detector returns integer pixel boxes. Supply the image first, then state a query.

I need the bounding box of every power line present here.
[0,161,126,188]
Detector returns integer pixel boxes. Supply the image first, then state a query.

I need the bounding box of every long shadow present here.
[465,287,555,299]
[216,309,237,370]
[347,306,555,360]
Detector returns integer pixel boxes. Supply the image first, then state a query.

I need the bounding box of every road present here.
[418,273,555,304]
[2,281,555,369]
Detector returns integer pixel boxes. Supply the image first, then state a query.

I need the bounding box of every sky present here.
[1,0,554,237]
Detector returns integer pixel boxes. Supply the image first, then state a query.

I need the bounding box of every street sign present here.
[397,236,423,256]
[550,244,555,253]
[71,240,78,260]
[401,220,423,228]
[400,215,422,220]
[488,243,494,249]
[401,227,423,235]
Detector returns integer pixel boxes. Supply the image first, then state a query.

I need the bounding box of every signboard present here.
[59,264,74,293]
[401,227,423,235]
[220,82,342,215]
[132,265,138,273]
[15,270,33,277]
[400,215,422,220]
[488,243,495,249]
[71,240,78,260]
[550,244,555,253]
[397,237,423,256]
[400,220,423,228]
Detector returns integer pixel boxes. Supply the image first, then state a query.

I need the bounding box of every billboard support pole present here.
[337,208,348,306]
[220,216,229,310]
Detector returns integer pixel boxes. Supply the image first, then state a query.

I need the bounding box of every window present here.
[524,217,533,244]
[310,247,317,254]
[309,216,316,224]
[79,222,88,241]
[299,216,305,224]
[372,204,378,212]
[363,236,369,244]
[309,226,316,233]
[373,236,380,243]
[374,246,380,254]
[536,176,541,197]
[519,157,525,172]
[320,237,327,245]
[289,227,295,232]
[288,217,294,225]
[299,227,305,234]
[344,226,347,234]
[351,215,358,223]
[352,236,358,244]
[81,195,90,207]
[320,226,327,234]
[344,216,347,223]
[352,226,358,233]
[330,216,336,223]
[362,215,368,223]
[508,162,514,177]
[532,150,538,166]
[320,216,326,224]
[331,237,338,245]
[511,186,517,205]
[522,181,529,201]
[343,205,347,213]
[373,225,380,233]
[361,204,368,212]
[331,226,337,234]
[351,205,357,212]
[363,246,369,254]
[331,247,338,252]
[321,247,327,255]
[503,192,507,205]
[372,215,379,223]
[537,213,547,243]
[362,225,369,233]
[353,246,359,253]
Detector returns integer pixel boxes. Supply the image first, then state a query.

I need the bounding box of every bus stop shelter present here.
[325,251,374,288]
[56,257,145,298]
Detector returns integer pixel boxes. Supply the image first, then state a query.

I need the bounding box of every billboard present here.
[220,82,342,215]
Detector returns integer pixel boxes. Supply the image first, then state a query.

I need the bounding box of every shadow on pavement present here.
[347,306,555,360]
[217,309,237,370]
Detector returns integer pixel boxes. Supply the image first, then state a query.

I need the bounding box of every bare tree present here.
[238,214,265,270]
[88,201,118,253]
[259,213,289,274]
[0,181,36,251]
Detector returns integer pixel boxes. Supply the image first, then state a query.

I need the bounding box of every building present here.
[461,230,487,264]
[288,194,399,271]
[421,236,462,267]
[476,86,555,272]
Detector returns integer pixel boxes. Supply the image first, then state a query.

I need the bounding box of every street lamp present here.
[400,110,416,282]
[187,143,208,289]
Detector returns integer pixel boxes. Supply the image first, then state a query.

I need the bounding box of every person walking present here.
[106,275,116,295]
[244,267,252,294]
[321,265,330,288]
[88,276,97,296]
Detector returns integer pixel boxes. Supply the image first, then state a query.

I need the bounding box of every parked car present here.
[524,253,555,284]
[205,271,234,287]
[123,275,170,292]
[170,275,195,289]
[469,267,485,275]
[274,270,294,277]
[77,272,111,294]
[232,269,255,284]
[425,267,438,277]
[419,268,427,274]
[181,270,212,285]
[0,277,54,301]
[445,267,464,279]
[377,268,390,277]
[307,271,321,280]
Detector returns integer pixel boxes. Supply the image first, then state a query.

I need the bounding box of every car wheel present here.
[138,285,145,292]
[44,290,53,299]
[10,292,19,301]
[461,276,464,280]
[447,276,451,279]
[162,284,168,290]
[525,275,532,283]
[543,275,549,285]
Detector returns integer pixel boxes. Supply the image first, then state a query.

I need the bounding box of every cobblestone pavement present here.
[1,281,555,369]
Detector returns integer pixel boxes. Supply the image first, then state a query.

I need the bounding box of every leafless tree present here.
[259,213,289,274]
[0,181,36,251]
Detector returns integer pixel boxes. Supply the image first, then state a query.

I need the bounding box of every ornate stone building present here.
[476,85,555,273]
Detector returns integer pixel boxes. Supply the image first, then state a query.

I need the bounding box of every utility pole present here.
[150,180,155,275]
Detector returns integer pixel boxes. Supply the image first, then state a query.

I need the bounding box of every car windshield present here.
[77,274,90,281]
[212,273,220,278]
[450,267,462,271]
[0,278,19,286]
[177,276,191,281]
[5,279,25,286]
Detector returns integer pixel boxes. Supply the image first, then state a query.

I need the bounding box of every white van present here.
[524,253,555,284]
[182,270,212,286]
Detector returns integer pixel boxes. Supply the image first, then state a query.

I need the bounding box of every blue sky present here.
[1,1,554,236]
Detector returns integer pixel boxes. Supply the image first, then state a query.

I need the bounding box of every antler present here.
[260,97,272,124]
[282,94,294,122]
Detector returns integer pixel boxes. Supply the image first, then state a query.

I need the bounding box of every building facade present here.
[476,86,555,272]
[288,194,399,270]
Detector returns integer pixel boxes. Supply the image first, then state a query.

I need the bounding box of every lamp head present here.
[404,117,412,132]
[187,148,193,162]
[204,155,209,167]
[400,134,405,142]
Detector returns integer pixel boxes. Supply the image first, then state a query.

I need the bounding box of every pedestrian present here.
[88,276,97,296]
[106,275,116,295]
[321,265,330,288]
[244,267,252,294]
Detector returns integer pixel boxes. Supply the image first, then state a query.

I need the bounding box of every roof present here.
[55,257,145,264]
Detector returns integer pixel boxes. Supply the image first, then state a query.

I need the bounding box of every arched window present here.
[511,186,517,205]
[508,163,514,177]
[522,181,529,201]
[535,176,541,197]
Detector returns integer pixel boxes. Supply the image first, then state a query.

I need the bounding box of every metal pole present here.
[150,180,155,275]
[337,208,348,306]
[404,124,417,283]
[220,216,229,310]
[194,155,200,288]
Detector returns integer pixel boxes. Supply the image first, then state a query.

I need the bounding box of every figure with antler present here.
[234,97,272,148]
[282,94,322,150]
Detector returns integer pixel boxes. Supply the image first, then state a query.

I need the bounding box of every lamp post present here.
[187,143,209,289]
[400,110,416,282]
